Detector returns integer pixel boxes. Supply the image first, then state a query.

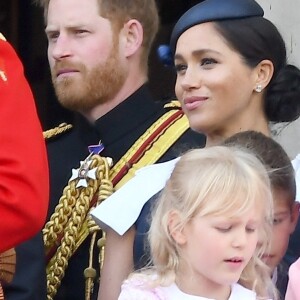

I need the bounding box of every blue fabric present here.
[170,0,264,53]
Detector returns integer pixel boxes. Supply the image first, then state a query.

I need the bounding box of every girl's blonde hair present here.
[146,146,276,299]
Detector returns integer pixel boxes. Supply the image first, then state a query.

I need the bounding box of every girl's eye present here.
[273,218,283,225]
[246,227,256,233]
[215,226,232,233]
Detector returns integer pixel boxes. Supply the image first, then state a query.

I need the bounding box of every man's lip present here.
[56,69,79,77]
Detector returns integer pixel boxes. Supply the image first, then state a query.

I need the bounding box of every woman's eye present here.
[201,58,217,66]
[246,227,256,233]
[174,64,187,74]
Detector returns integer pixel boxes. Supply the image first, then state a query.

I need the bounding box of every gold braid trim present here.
[115,113,189,189]
[44,155,113,300]
[163,100,181,109]
[43,123,73,140]
[109,110,183,185]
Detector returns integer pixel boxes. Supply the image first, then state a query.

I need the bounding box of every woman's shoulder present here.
[118,277,166,300]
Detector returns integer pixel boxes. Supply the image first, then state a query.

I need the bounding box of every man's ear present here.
[290,202,300,234]
[167,210,187,245]
[121,19,143,58]
[253,59,274,91]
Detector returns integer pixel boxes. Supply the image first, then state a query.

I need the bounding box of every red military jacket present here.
[0,34,49,252]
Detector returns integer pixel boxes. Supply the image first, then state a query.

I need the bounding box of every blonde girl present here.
[118,146,277,300]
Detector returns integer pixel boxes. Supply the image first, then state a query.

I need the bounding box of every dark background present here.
[0,0,199,130]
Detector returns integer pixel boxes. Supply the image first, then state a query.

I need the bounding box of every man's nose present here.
[51,35,72,61]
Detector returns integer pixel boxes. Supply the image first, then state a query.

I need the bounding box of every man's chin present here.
[55,89,84,110]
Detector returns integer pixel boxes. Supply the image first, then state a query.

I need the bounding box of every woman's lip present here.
[183,96,208,111]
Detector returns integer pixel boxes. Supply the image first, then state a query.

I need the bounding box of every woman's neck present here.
[205,118,271,147]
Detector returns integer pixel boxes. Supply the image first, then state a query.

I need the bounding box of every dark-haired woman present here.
[96,1,300,299]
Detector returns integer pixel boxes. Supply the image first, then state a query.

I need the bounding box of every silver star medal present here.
[70,157,97,188]
[70,141,108,188]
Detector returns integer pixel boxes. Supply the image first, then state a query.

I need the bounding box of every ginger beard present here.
[51,39,127,112]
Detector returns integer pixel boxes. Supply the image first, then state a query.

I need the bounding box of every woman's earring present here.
[255,84,263,93]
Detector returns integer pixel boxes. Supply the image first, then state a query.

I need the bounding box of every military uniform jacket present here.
[9,84,205,300]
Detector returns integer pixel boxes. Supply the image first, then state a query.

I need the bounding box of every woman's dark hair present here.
[214,17,300,123]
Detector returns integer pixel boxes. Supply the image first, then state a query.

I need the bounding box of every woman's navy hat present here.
[157,0,264,66]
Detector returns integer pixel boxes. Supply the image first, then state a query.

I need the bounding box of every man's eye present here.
[75,30,88,35]
[47,33,59,40]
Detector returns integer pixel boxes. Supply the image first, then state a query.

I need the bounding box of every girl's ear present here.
[120,19,143,58]
[167,210,187,245]
[253,59,274,91]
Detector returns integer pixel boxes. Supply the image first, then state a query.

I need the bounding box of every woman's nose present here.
[180,67,201,90]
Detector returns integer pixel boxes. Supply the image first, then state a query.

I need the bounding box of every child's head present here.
[149,146,274,297]
[224,131,299,273]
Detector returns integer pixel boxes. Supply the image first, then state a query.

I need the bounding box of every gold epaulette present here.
[43,123,73,140]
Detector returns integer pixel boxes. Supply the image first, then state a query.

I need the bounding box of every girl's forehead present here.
[199,207,263,222]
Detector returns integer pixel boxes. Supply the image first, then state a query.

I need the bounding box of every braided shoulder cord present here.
[84,161,114,299]
[43,181,79,248]
[45,155,113,300]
